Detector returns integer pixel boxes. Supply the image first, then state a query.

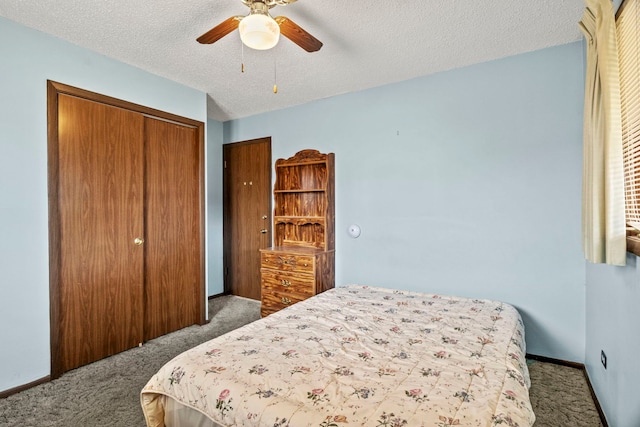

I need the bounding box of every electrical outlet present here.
[601,350,607,369]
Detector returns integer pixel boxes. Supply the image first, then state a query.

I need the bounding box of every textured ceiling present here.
[0,0,586,121]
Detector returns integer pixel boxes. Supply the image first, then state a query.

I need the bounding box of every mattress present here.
[141,285,535,426]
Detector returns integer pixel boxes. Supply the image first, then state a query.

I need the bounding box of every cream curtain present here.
[579,0,626,266]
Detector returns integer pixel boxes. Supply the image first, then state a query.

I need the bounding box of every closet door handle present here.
[134,237,144,246]
[260,229,268,234]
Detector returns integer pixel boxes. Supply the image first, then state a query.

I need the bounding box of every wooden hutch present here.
[259,149,335,316]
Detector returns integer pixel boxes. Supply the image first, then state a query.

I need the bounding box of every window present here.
[618,0,640,254]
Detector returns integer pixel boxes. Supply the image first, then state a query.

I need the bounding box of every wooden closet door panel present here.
[57,94,145,372]
[144,117,202,340]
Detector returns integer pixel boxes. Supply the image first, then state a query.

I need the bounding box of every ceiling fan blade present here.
[274,16,323,52]
[197,16,243,44]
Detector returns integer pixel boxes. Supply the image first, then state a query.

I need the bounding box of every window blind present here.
[618,0,640,229]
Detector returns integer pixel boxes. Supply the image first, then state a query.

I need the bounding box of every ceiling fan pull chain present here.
[241,43,245,73]
[273,55,278,94]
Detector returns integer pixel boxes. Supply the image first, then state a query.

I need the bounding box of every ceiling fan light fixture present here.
[239,13,280,50]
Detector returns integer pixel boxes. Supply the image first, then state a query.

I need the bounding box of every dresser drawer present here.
[261,270,314,296]
[261,289,307,314]
[261,252,315,274]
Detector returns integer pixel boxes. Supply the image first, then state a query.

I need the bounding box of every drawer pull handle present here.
[281,297,292,305]
[281,279,291,287]
[278,256,295,266]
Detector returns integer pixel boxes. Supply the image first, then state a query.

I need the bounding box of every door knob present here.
[134,237,144,245]
[260,229,268,234]
[262,215,268,220]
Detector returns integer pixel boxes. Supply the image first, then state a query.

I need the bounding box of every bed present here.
[141,285,535,427]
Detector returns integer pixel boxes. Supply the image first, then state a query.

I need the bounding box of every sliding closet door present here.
[49,81,205,378]
[56,94,145,373]
[144,117,203,341]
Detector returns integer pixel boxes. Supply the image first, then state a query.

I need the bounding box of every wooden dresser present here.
[260,246,334,316]
[260,149,335,317]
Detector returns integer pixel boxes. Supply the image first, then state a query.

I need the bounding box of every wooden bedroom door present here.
[54,93,146,374]
[223,138,271,300]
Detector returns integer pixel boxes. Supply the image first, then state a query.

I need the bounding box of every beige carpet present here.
[0,296,604,426]
[528,361,603,426]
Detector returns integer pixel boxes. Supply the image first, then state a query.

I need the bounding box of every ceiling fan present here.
[197,0,323,52]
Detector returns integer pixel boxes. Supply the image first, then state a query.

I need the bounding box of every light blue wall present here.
[223,42,586,361]
[585,257,640,426]
[0,17,207,393]
[207,117,225,295]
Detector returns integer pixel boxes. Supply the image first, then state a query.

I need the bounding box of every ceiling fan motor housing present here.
[242,0,298,7]
[248,1,270,15]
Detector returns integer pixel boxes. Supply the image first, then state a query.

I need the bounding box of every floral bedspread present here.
[141,285,535,427]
